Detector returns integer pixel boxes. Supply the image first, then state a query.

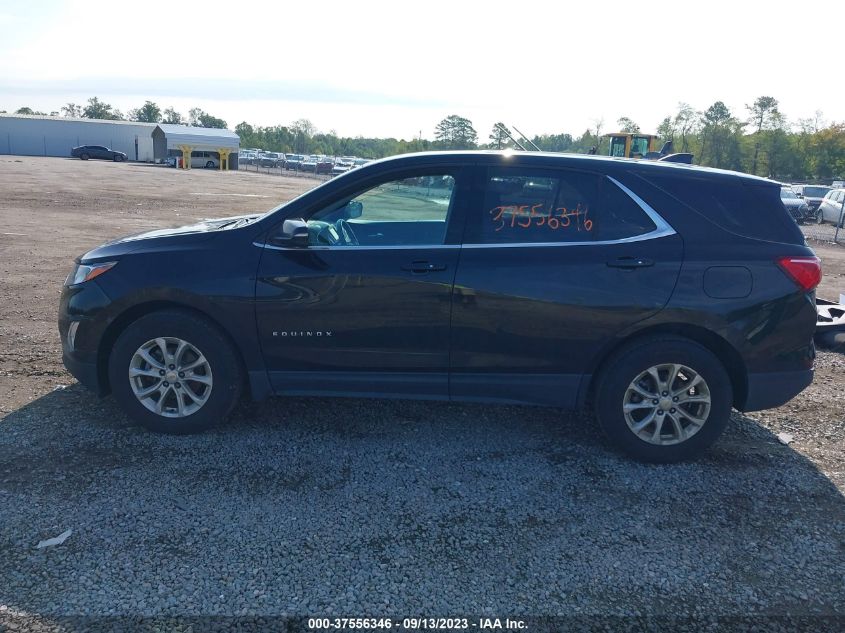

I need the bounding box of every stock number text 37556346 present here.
[490,203,593,232]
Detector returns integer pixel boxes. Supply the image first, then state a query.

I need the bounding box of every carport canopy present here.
[152,123,240,170]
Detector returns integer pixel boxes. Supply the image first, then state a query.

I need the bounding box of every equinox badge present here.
[272,331,333,337]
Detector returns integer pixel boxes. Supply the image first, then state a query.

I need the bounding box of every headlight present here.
[66,261,117,286]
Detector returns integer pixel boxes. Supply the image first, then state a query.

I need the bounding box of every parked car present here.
[300,155,321,172]
[189,151,220,169]
[259,152,284,168]
[71,145,127,162]
[284,154,306,170]
[816,189,845,226]
[315,157,335,174]
[331,157,356,176]
[238,152,255,165]
[792,184,832,216]
[58,151,819,462]
[780,186,811,224]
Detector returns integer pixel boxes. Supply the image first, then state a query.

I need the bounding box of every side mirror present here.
[347,200,363,219]
[270,218,309,248]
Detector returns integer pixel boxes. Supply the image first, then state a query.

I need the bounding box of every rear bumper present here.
[740,368,814,412]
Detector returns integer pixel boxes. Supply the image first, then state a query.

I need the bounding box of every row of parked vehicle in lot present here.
[780,181,845,226]
[238,150,370,176]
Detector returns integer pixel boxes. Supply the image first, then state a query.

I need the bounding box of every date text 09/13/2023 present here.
[307,616,527,630]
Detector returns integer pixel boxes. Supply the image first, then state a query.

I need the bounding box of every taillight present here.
[777,256,822,292]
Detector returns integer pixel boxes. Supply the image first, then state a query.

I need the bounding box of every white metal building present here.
[0,114,157,161]
[152,124,240,170]
[0,114,241,168]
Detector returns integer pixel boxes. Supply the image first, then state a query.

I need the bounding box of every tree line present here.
[4,95,844,181]
[5,97,228,129]
[238,101,845,183]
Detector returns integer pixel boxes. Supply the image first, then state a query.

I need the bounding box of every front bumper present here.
[62,349,103,394]
[740,368,814,411]
[58,281,112,395]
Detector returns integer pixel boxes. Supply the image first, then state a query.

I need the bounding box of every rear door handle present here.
[607,256,655,269]
[401,260,447,273]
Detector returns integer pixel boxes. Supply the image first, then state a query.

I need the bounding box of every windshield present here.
[781,188,799,199]
[805,186,831,197]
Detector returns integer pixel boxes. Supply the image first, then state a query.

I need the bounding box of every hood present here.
[80,213,263,261]
[104,213,262,245]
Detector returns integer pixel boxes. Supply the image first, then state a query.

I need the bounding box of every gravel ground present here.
[802,221,845,247]
[1,158,844,630]
[1,381,844,624]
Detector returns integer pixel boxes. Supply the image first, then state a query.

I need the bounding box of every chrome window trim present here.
[257,176,677,252]
[607,176,676,236]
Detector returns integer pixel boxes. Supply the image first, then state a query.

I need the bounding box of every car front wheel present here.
[108,310,243,434]
[595,336,732,462]
[80,153,89,160]
[206,161,215,168]
[816,210,824,224]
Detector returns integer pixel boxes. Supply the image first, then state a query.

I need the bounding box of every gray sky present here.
[1,0,843,139]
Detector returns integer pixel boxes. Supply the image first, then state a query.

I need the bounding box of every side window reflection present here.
[307,175,455,247]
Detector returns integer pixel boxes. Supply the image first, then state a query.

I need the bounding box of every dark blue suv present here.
[58,151,820,461]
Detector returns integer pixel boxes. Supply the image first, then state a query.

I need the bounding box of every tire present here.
[206,161,214,168]
[594,336,732,463]
[108,309,243,434]
[80,153,89,160]
[113,154,124,162]
[816,210,824,225]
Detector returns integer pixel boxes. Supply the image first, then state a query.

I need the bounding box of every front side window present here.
[464,167,656,245]
[307,173,456,247]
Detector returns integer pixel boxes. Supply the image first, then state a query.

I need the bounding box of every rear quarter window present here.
[642,174,804,245]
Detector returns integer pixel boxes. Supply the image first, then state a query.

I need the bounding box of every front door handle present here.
[607,256,655,269]
[401,260,447,273]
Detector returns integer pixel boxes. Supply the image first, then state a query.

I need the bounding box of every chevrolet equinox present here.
[59,151,820,462]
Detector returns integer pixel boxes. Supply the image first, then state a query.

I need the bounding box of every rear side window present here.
[643,174,804,244]
[465,167,656,244]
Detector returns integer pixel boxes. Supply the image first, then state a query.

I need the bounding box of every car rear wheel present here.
[816,210,824,224]
[108,309,243,434]
[206,161,215,168]
[80,153,89,160]
[594,336,732,463]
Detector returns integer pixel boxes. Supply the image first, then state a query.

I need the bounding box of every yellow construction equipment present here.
[601,133,694,164]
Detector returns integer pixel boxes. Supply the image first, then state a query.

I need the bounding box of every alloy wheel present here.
[128,337,213,418]
[622,363,711,445]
